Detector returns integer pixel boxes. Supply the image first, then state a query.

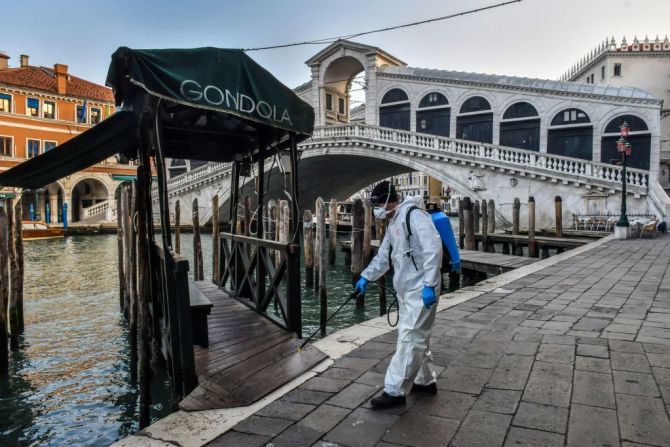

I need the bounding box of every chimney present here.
[0,52,8,70]
[54,63,68,95]
[19,54,29,67]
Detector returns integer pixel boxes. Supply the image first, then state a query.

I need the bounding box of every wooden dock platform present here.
[459,249,536,274]
[179,281,327,411]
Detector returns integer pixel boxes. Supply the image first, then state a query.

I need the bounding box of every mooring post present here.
[303,210,314,288]
[481,200,488,252]
[487,199,495,253]
[121,188,131,314]
[135,166,151,429]
[174,200,181,254]
[6,201,17,348]
[464,198,475,250]
[328,199,337,265]
[13,201,23,333]
[212,195,220,285]
[458,198,465,249]
[513,197,522,256]
[192,198,204,280]
[313,197,326,292]
[117,194,126,311]
[128,183,138,384]
[555,196,564,253]
[528,196,537,258]
[244,196,251,237]
[473,200,480,250]
[351,198,365,308]
[378,219,387,316]
[317,199,327,336]
[0,207,8,377]
[363,199,372,264]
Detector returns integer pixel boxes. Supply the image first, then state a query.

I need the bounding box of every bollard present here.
[528,196,537,258]
[328,199,338,265]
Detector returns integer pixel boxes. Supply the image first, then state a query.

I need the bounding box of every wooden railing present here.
[218,233,302,337]
[150,242,197,399]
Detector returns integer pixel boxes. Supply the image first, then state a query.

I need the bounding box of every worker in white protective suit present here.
[354,181,443,409]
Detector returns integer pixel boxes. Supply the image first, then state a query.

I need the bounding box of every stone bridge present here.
[156,124,670,229]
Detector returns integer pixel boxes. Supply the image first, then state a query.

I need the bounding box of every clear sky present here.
[2,0,669,89]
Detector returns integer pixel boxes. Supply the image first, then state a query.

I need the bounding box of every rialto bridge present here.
[157,40,670,229]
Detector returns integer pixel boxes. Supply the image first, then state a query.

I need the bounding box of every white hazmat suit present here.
[361,196,443,396]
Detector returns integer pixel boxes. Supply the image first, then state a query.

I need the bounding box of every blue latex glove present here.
[450,261,461,273]
[422,286,436,309]
[354,277,369,297]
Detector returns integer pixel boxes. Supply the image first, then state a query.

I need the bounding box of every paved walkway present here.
[209,234,670,447]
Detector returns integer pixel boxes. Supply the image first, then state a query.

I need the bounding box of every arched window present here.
[601,115,651,170]
[416,92,450,137]
[500,102,540,151]
[456,96,492,143]
[379,88,410,131]
[547,108,593,160]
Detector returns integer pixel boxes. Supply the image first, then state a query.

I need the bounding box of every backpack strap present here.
[404,206,420,271]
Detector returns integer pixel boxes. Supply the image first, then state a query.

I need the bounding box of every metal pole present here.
[617,151,629,227]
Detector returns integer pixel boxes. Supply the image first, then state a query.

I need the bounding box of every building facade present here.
[559,35,670,191]
[0,52,136,223]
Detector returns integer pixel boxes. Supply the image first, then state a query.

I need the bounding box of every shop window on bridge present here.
[379,88,410,131]
[416,92,450,137]
[601,115,651,170]
[547,108,593,160]
[456,96,492,143]
[500,102,540,151]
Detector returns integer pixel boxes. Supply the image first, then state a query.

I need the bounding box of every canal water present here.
[0,220,464,446]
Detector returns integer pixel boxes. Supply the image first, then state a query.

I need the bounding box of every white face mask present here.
[373,206,388,219]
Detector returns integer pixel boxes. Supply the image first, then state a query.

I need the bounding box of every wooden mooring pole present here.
[12,201,23,334]
[555,196,564,253]
[129,184,138,383]
[464,198,475,250]
[212,195,220,285]
[117,195,126,310]
[528,196,537,258]
[316,199,327,336]
[458,199,465,249]
[313,199,321,290]
[122,188,131,314]
[487,199,495,253]
[512,198,522,256]
[0,207,8,378]
[473,200,480,250]
[174,200,181,254]
[363,199,372,264]
[192,198,204,280]
[328,199,337,265]
[351,198,365,308]
[6,201,16,348]
[304,210,314,288]
[481,200,488,252]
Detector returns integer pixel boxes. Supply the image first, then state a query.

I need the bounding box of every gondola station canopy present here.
[0,46,315,189]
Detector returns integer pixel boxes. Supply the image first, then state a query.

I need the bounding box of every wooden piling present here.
[458,199,465,249]
[192,198,204,280]
[512,198,522,256]
[174,200,181,254]
[314,198,323,290]
[0,208,8,377]
[6,201,17,348]
[464,197,475,251]
[135,166,152,429]
[121,188,131,314]
[316,199,327,336]
[244,196,251,236]
[328,199,337,265]
[487,199,496,253]
[473,200,480,250]
[281,201,290,249]
[304,210,314,288]
[555,195,563,239]
[363,199,372,264]
[117,194,126,310]
[481,200,488,252]
[212,195,220,285]
[378,219,387,316]
[127,183,138,383]
[351,198,365,308]
[528,196,537,258]
[12,201,23,334]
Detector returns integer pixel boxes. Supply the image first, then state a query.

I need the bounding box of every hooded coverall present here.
[361,196,443,396]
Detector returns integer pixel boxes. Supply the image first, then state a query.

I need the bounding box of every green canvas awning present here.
[0,111,139,189]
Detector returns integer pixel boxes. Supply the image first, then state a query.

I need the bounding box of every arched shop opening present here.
[547,108,593,160]
[379,88,410,131]
[500,102,540,151]
[456,96,493,143]
[71,178,109,222]
[416,92,450,137]
[601,115,651,170]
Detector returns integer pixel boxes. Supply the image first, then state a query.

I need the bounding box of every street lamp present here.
[616,121,631,228]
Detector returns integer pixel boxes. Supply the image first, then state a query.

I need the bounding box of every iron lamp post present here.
[616,121,631,228]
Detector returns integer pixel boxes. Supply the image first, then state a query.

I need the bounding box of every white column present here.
[49,195,58,224]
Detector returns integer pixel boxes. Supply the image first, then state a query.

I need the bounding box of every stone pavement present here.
[209,234,670,447]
